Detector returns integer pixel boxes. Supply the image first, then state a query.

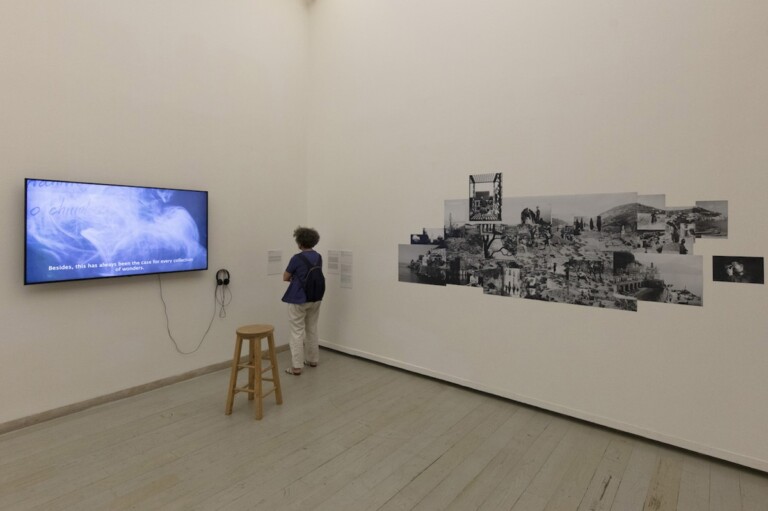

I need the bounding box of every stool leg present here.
[255,336,264,420]
[268,331,283,405]
[248,338,255,402]
[225,335,243,415]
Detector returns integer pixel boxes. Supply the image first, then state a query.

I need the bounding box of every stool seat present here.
[225,323,283,420]
[236,324,274,337]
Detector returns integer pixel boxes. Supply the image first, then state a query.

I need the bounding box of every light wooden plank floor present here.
[1,349,766,511]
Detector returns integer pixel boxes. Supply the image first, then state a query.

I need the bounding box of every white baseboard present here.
[320,340,767,473]
[0,345,290,436]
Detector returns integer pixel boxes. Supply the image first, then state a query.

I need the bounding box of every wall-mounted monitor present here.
[25,178,208,285]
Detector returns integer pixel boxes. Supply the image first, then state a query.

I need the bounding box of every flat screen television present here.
[25,178,208,285]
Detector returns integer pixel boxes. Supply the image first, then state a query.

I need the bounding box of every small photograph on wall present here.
[713,256,764,284]
[398,244,447,286]
[613,252,703,306]
[695,200,728,238]
[411,228,446,246]
[469,173,502,221]
[637,194,667,231]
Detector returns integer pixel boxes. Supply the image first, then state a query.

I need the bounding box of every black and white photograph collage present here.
[398,173,749,311]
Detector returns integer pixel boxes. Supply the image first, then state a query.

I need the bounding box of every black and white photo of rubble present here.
[479,254,637,311]
[465,194,635,310]
[444,220,519,287]
[501,197,553,252]
[613,252,703,306]
[469,173,502,221]
[412,186,729,312]
[449,195,552,293]
[398,244,447,286]
[498,193,639,310]
[447,198,515,287]
[695,200,728,238]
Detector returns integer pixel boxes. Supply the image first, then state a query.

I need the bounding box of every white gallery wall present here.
[0,0,309,424]
[306,1,768,471]
[2,0,768,473]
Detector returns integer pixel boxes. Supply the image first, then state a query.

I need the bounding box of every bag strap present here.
[296,253,322,283]
[297,253,311,270]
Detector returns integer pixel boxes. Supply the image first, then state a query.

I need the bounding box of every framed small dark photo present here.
[712,256,764,284]
[469,173,502,222]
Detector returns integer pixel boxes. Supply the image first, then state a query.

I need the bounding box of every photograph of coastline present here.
[613,252,703,306]
[713,256,763,284]
[398,244,447,286]
[695,200,728,238]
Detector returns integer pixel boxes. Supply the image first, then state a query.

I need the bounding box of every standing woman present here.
[282,227,322,375]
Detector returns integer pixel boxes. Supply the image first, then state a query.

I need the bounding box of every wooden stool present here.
[225,324,283,420]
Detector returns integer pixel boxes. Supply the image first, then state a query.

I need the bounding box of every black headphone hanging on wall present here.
[216,269,230,286]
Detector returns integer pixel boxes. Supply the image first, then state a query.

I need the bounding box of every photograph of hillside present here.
[637,194,667,230]
[695,200,728,238]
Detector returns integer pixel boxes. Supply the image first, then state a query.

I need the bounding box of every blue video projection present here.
[25,179,208,284]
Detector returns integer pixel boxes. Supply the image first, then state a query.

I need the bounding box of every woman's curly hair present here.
[293,226,320,249]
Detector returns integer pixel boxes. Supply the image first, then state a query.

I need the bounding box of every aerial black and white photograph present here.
[469,173,502,221]
[613,252,703,306]
[398,244,447,286]
[695,200,729,238]
[713,256,763,284]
